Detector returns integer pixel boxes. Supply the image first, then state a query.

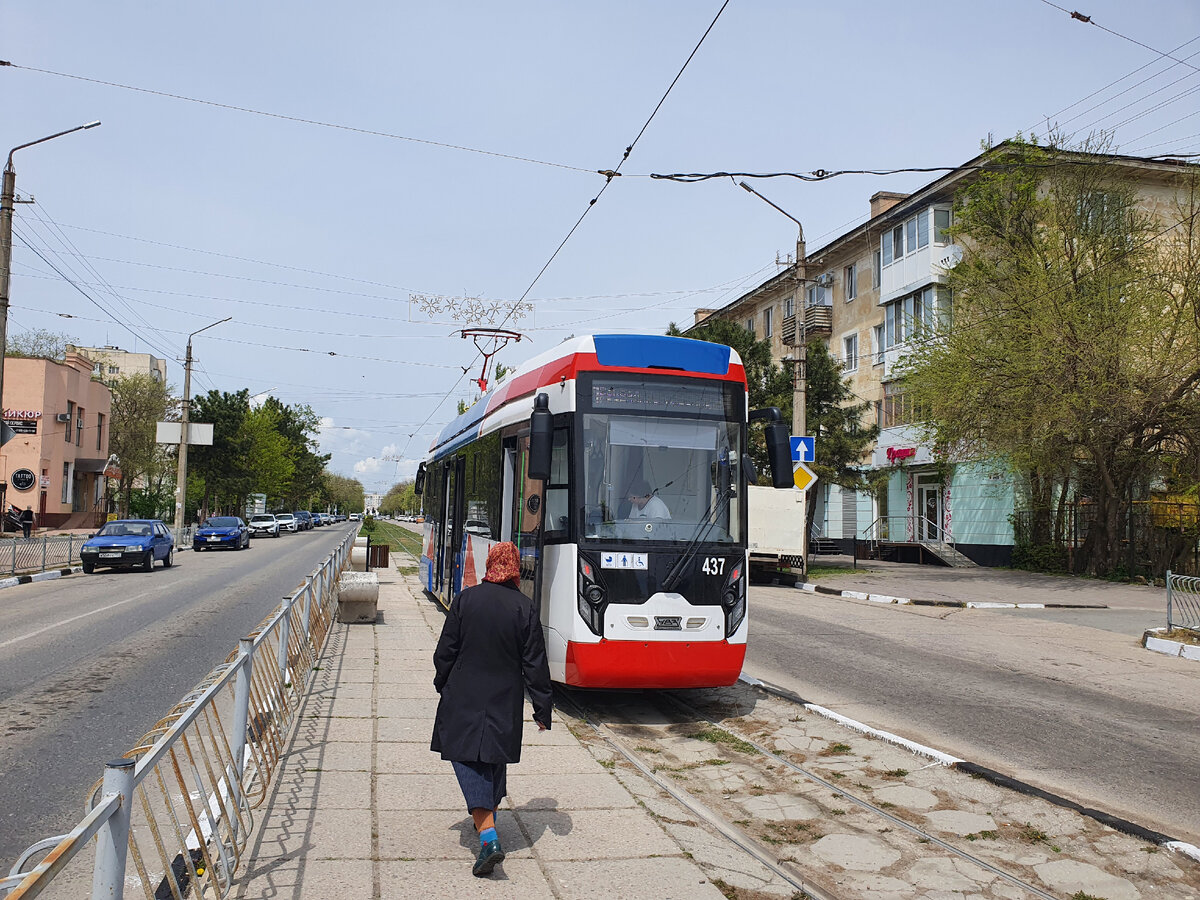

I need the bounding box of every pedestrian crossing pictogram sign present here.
[792,460,818,492]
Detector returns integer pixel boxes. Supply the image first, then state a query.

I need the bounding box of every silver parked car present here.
[275,512,298,533]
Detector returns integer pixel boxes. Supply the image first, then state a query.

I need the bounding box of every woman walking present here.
[431,541,553,877]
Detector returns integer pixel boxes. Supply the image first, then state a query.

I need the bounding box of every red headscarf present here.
[483,541,521,587]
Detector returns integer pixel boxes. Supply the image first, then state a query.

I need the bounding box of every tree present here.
[668,319,792,475]
[188,389,252,515]
[380,479,417,516]
[323,472,365,513]
[902,136,1200,576]
[108,374,176,517]
[8,329,77,359]
[241,404,294,506]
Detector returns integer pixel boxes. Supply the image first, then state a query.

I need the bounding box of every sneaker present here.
[472,839,505,877]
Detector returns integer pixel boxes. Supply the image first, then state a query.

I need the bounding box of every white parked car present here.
[248,514,281,538]
[275,512,298,533]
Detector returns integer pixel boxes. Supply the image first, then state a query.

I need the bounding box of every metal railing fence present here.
[1,529,355,900]
[865,514,955,546]
[0,528,197,580]
[1167,571,1200,632]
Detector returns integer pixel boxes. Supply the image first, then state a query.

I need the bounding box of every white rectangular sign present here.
[155,422,215,445]
[600,551,648,570]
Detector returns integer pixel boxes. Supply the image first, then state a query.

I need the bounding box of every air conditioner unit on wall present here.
[55,413,71,423]
[816,273,834,288]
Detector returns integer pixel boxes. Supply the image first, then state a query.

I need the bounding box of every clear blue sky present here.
[4,0,1198,491]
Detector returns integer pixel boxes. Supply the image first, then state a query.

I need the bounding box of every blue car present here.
[194,516,251,551]
[81,519,175,573]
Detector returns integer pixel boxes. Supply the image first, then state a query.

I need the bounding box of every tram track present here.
[555,684,1160,900]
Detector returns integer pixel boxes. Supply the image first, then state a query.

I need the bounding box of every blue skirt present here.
[451,760,507,811]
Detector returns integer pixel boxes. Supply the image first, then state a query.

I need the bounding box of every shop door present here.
[916,475,942,542]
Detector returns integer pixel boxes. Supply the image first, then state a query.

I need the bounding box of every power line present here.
[0,60,597,175]
[410,0,734,453]
[1035,1,1200,73]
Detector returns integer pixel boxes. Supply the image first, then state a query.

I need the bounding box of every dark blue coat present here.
[431,581,552,764]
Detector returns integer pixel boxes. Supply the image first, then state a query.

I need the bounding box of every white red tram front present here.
[418,334,792,689]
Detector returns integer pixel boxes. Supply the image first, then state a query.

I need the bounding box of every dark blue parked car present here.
[193,516,251,551]
[81,519,175,573]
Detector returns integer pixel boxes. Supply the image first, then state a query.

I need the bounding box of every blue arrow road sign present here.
[790,436,815,463]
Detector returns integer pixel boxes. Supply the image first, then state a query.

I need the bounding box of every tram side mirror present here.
[765,422,793,489]
[741,454,757,487]
[528,393,553,481]
[414,463,426,496]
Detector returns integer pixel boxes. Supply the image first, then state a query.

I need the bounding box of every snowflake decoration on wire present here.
[410,293,534,327]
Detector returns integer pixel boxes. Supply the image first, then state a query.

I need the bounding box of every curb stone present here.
[799,580,1108,610]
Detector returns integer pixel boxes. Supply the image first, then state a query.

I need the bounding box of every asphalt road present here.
[745,583,1200,844]
[0,523,355,869]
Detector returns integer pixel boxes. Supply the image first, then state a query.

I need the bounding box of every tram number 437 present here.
[701,557,726,576]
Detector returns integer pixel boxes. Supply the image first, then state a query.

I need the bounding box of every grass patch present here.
[1163,628,1200,646]
[598,759,616,769]
[806,565,868,578]
[882,768,909,779]
[364,520,424,562]
[693,726,758,755]
[818,742,853,757]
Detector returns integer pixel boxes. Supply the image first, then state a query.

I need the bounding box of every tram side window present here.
[544,426,570,541]
[463,432,502,540]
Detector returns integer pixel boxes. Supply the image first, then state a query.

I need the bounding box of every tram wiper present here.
[662,487,731,592]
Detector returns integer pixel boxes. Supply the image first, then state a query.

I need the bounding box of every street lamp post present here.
[0,121,101,430]
[174,317,232,535]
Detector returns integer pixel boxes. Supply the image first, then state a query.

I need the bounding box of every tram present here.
[416,334,793,689]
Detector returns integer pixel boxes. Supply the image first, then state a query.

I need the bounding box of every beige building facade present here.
[71,344,169,384]
[2,350,113,529]
[691,147,1195,566]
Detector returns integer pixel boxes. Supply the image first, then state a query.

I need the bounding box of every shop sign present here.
[39,475,50,487]
[886,446,916,463]
[3,410,40,435]
[10,469,36,491]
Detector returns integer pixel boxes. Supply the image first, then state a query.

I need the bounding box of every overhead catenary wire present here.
[0,60,596,175]
[405,0,733,459]
[1034,1,1200,74]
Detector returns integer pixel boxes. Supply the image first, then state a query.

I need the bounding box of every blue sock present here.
[479,826,497,846]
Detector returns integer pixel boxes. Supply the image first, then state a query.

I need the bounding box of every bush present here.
[361,514,375,533]
[1011,542,1069,573]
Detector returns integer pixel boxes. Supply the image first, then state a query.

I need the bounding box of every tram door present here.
[442,456,466,597]
[505,435,543,607]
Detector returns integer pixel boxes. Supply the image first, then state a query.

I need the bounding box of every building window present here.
[882,209,935,266]
[934,208,952,244]
[108,366,119,375]
[97,412,105,451]
[844,264,857,301]
[882,382,911,428]
[65,401,74,443]
[843,334,858,372]
[873,324,885,365]
[763,307,773,338]
[873,250,882,288]
[62,462,70,504]
[744,315,755,336]
[76,407,84,446]
[784,296,793,318]
[882,285,952,349]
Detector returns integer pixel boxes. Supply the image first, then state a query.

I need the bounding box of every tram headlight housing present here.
[577,556,607,637]
[722,560,746,637]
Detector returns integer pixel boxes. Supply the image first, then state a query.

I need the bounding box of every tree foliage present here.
[380,479,418,516]
[108,373,176,517]
[901,136,1200,576]
[8,329,77,359]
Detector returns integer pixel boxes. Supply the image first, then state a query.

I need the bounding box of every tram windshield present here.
[578,376,745,544]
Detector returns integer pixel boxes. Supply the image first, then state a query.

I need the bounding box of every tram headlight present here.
[577,555,607,637]
[722,561,746,637]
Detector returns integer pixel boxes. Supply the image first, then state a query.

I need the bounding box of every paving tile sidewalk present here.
[232,571,726,900]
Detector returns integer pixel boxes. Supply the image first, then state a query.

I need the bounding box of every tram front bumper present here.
[563,638,746,689]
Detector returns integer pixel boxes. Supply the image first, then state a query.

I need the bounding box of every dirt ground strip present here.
[560,683,1200,900]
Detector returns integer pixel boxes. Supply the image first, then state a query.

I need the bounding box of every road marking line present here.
[0,590,158,649]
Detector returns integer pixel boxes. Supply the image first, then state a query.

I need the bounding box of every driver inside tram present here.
[626,479,671,520]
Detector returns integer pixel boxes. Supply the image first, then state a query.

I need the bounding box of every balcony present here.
[781,306,832,344]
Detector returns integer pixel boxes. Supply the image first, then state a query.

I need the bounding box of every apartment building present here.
[2,349,113,529]
[693,146,1194,566]
[71,345,169,384]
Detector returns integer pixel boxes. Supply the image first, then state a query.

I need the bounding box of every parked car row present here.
[79,513,354,574]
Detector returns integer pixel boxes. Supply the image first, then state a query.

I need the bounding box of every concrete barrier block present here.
[350,546,369,572]
[338,571,379,624]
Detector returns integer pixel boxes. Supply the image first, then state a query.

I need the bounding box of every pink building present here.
[2,350,113,529]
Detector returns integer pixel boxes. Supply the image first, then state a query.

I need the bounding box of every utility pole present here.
[738,181,809,573]
[174,318,231,534]
[0,122,100,432]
